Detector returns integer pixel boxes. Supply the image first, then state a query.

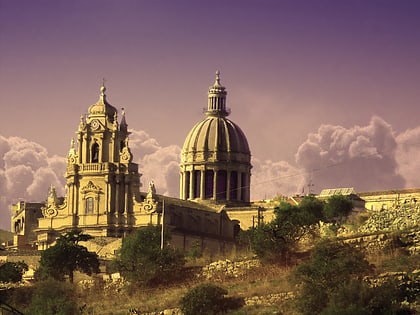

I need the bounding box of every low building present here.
[359,188,420,211]
[10,201,44,249]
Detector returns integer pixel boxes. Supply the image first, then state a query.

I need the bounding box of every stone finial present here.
[148,181,156,196]
[215,70,221,86]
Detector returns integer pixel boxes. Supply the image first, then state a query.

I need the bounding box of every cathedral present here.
[27,72,253,252]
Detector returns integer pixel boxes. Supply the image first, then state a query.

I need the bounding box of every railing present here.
[67,162,138,174]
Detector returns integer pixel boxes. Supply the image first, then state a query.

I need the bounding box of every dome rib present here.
[181,116,250,164]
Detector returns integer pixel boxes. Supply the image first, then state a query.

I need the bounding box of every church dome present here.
[182,116,250,163]
[88,83,117,121]
[180,71,252,204]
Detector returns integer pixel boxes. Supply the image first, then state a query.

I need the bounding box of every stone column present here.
[77,134,83,164]
[226,171,231,201]
[179,172,184,199]
[200,169,205,199]
[213,169,218,200]
[189,170,194,200]
[237,172,242,201]
[82,135,88,163]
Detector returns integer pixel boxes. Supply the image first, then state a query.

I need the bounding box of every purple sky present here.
[1,1,420,229]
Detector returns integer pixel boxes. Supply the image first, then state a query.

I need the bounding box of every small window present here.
[86,197,94,214]
[91,143,99,163]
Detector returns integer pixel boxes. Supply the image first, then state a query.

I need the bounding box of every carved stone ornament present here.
[81,181,103,194]
[42,205,58,218]
[142,198,157,214]
[120,146,133,163]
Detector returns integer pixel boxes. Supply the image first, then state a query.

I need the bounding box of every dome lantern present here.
[206,71,230,117]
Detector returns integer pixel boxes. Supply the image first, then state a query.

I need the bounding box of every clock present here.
[91,119,100,130]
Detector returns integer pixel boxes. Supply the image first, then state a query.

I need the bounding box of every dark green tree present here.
[0,261,28,283]
[293,239,372,315]
[323,194,353,224]
[249,196,324,264]
[299,195,326,222]
[180,284,243,315]
[113,225,185,286]
[37,229,99,283]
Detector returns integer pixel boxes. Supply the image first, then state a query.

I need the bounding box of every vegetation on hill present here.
[240,195,353,264]
[1,196,419,314]
[111,225,185,286]
[0,261,28,283]
[36,229,100,283]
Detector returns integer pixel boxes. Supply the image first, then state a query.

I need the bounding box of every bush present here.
[293,239,372,315]
[180,284,243,315]
[321,279,412,315]
[28,279,78,315]
[112,225,185,286]
[0,261,28,283]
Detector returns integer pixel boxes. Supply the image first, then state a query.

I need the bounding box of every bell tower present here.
[37,83,142,244]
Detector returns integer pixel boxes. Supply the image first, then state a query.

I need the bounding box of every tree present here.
[293,239,372,315]
[248,196,324,264]
[37,229,100,283]
[180,284,243,315]
[113,225,185,286]
[323,195,353,224]
[0,261,28,283]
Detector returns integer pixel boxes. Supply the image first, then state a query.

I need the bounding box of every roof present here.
[318,188,356,197]
[182,116,250,160]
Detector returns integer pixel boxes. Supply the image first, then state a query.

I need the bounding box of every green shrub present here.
[0,261,28,283]
[113,225,185,286]
[28,279,78,315]
[180,283,243,315]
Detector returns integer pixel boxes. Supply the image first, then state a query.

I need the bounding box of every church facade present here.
[34,79,240,252]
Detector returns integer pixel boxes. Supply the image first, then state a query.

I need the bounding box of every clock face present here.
[91,120,100,130]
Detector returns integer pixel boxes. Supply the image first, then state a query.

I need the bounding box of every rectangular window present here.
[85,197,94,214]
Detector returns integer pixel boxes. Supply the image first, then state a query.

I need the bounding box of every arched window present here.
[91,143,99,163]
[85,197,94,214]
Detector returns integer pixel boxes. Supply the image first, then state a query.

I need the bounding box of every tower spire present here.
[99,78,107,103]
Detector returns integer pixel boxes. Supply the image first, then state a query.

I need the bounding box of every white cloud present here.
[251,158,303,200]
[396,126,420,188]
[129,129,181,197]
[0,117,418,230]
[0,136,66,230]
[295,116,406,193]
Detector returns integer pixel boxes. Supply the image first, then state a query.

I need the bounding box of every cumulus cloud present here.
[0,118,417,231]
[251,158,303,200]
[396,126,420,188]
[295,116,406,193]
[0,136,66,230]
[129,129,181,197]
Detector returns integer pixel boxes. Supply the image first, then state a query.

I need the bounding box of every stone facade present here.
[359,188,420,211]
[33,84,239,252]
[10,201,44,249]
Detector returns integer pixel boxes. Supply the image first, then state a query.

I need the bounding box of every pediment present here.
[81,181,103,194]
